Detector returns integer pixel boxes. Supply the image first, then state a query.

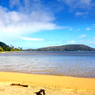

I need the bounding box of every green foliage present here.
[0,42,22,52]
[0,42,7,48]
[0,46,4,51]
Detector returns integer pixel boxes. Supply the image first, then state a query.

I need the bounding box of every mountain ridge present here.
[1,42,95,51]
[26,44,95,51]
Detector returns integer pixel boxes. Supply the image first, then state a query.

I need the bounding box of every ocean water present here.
[0,51,95,78]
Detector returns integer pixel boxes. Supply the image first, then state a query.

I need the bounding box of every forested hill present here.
[0,42,7,48]
[0,42,22,52]
[30,44,95,51]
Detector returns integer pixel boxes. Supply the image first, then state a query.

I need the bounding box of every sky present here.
[0,0,95,49]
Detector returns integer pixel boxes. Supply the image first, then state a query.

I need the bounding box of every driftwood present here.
[11,83,46,95]
[35,89,46,95]
[11,83,28,87]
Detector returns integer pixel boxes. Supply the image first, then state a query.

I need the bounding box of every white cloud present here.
[89,41,95,44]
[75,29,81,32]
[66,34,69,36]
[9,0,45,13]
[67,40,76,43]
[79,35,87,38]
[79,40,83,42]
[20,37,45,41]
[0,0,66,43]
[76,12,85,16]
[69,28,72,31]
[86,27,91,30]
[9,0,21,9]
[60,0,93,9]
[0,9,56,35]
[87,38,95,46]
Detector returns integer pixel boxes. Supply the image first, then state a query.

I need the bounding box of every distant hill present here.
[0,42,7,48]
[28,44,95,51]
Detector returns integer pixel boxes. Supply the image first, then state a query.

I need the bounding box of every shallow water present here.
[0,51,95,78]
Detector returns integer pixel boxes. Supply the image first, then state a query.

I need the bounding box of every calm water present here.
[0,51,95,78]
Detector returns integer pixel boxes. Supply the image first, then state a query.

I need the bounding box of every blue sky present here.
[0,0,95,49]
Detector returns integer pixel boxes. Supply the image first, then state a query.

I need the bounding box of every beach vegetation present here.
[0,42,22,52]
[0,46,4,52]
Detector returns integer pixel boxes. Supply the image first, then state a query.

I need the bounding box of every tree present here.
[0,46,4,52]
[10,45,14,51]
[0,42,22,51]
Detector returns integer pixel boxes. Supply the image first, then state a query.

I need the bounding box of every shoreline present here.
[0,70,95,79]
[0,72,95,89]
[0,51,22,53]
[0,72,95,94]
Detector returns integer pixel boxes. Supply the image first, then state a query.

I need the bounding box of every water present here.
[0,51,95,78]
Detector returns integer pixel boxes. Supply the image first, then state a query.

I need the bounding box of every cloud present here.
[76,12,84,16]
[9,0,21,9]
[75,29,81,32]
[67,40,76,43]
[75,12,89,17]
[59,0,93,9]
[69,28,73,31]
[0,0,66,44]
[9,0,45,13]
[89,41,95,44]
[0,8,55,36]
[87,38,95,47]
[20,37,45,41]
[79,35,87,38]
[86,27,91,30]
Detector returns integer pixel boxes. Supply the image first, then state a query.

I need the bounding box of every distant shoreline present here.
[24,44,95,51]
[0,51,22,53]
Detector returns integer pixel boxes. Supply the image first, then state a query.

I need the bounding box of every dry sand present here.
[0,72,95,95]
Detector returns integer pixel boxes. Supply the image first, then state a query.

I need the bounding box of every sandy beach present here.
[0,72,95,95]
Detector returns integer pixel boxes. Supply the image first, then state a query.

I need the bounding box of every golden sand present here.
[0,72,95,95]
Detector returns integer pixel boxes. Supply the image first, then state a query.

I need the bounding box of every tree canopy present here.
[0,42,22,52]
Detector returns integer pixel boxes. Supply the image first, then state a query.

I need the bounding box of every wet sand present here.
[0,72,95,95]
